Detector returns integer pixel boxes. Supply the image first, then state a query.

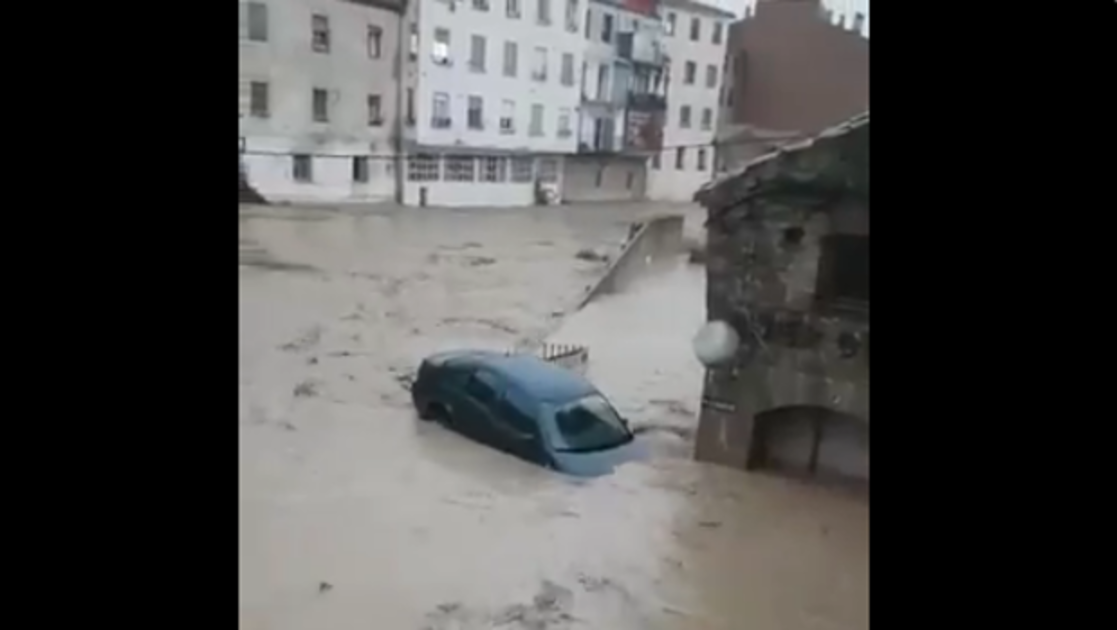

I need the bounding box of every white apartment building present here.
[401,0,588,206]
[646,0,732,201]
[238,0,405,204]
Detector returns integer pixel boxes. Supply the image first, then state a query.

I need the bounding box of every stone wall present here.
[693,113,869,485]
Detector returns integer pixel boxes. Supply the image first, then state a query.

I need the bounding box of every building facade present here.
[645,0,733,202]
[693,112,869,488]
[238,0,405,204]
[561,0,668,202]
[400,0,589,206]
[716,0,869,173]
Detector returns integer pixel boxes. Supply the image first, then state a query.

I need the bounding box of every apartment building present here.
[645,0,733,202]
[561,0,668,202]
[400,0,588,206]
[238,0,405,204]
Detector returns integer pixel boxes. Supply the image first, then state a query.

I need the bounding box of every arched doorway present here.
[750,405,869,487]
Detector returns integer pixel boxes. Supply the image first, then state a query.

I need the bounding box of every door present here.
[492,391,544,465]
[456,370,505,447]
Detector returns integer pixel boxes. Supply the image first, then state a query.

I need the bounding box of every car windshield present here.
[547,394,631,452]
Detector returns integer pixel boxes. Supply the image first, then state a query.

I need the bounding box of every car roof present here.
[446,351,597,403]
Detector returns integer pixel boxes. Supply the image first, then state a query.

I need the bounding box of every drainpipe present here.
[392,0,409,204]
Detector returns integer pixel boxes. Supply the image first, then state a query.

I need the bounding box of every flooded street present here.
[239,203,869,630]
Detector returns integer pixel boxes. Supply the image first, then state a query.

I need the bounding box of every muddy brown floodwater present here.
[239,203,868,630]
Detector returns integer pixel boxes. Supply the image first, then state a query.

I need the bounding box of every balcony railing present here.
[627,92,667,112]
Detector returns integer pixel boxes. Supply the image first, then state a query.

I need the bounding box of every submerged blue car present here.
[411,350,645,476]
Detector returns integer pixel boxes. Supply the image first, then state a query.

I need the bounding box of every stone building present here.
[692,111,868,487]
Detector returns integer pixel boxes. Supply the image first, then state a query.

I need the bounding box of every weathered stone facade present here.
[693,112,869,485]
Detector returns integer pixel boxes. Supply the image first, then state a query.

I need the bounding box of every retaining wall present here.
[577,214,685,309]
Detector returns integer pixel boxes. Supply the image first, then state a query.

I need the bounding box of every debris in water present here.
[574,247,609,263]
[698,520,722,528]
[318,581,332,594]
[279,326,321,352]
[464,255,496,267]
[293,380,319,397]
[307,356,318,365]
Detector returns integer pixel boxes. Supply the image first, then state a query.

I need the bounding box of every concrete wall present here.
[403,180,537,207]
[751,406,869,487]
[238,0,402,204]
[561,156,647,203]
[578,213,684,307]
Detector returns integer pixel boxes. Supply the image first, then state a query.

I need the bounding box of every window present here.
[465,372,499,403]
[651,152,660,170]
[367,25,382,58]
[293,154,312,182]
[706,64,717,88]
[557,107,572,137]
[352,157,369,183]
[537,0,551,25]
[853,12,866,32]
[480,156,507,182]
[532,47,548,81]
[665,12,676,35]
[679,105,691,128]
[249,81,269,118]
[431,92,451,128]
[675,147,685,170]
[368,94,383,126]
[689,16,700,41]
[407,154,440,181]
[560,53,575,86]
[596,64,609,100]
[511,157,534,182]
[468,95,484,129]
[469,35,487,72]
[433,28,451,65]
[584,8,592,38]
[701,107,712,130]
[473,0,490,11]
[500,99,515,133]
[712,21,723,44]
[696,148,707,171]
[601,13,613,42]
[538,157,558,182]
[406,88,415,124]
[503,41,518,77]
[445,155,475,182]
[409,22,418,60]
[816,234,869,307]
[684,61,696,85]
[506,0,520,18]
[312,88,329,122]
[312,14,330,52]
[245,2,268,42]
[529,104,544,136]
[564,0,579,32]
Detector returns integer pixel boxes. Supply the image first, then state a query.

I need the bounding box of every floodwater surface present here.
[238,203,868,630]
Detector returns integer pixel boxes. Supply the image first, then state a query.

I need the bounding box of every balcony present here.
[616,31,667,67]
[624,109,664,152]
[627,91,667,112]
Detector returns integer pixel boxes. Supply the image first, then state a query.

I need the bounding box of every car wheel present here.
[422,403,449,423]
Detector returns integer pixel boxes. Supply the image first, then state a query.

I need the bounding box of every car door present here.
[491,389,546,466]
[456,370,505,447]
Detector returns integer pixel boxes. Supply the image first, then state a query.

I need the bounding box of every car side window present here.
[498,388,538,436]
[464,370,500,405]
